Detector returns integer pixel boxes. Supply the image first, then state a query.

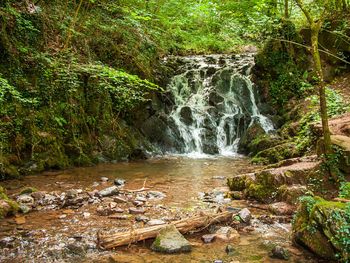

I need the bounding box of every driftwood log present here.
[98,211,233,249]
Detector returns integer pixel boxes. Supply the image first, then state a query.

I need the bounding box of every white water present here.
[166,54,274,156]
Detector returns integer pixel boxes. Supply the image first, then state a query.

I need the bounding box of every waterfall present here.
[164,54,274,156]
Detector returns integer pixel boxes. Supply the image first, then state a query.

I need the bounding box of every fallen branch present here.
[97,211,233,249]
[121,178,151,193]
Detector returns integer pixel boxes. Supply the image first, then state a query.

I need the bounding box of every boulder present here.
[238,208,251,223]
[179,106,193,126]
[151,225,192,253]
[98,186,119,197]
[292,196,350,261]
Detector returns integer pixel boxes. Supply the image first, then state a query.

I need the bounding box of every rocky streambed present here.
[0,156,324,262]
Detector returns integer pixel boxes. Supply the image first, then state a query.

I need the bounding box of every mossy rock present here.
[0,186,19,219]
[253,142,300,164]
[245,183,275,202]
[227,173,255,191]
[247,134,284,156]
[292,196,350,261]
[238,121,266,154]
[277,184,308,205]
[19,187,38,195]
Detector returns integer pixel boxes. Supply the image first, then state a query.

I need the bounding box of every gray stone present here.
[151,225,191,253]
[147,191,166,200]
[98,186,119,197]
[133,200,144,207]
[135,215,150,223]
[114,179,125,186]
[238,208,251,223]
[16,194,34,205]
[66,189,79,199]
[19,204,31,214]
[201,234,216,243]
[100,177,109,182]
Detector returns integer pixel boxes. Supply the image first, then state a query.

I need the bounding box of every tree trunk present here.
[310,25,332,156]
[284,0,289,18]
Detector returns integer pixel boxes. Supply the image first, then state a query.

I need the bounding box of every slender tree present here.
[294,0,337,177]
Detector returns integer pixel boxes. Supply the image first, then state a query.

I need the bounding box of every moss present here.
[19,187,38,195]
[253,142,300,164]
[293,196,350,261]
[245,183,275,202]
[0,185,19,218]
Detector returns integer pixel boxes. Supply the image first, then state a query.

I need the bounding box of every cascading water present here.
[164,53,274,156]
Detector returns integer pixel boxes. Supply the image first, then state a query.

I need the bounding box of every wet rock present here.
[96,205,124,216]
[147,191,166,200]
[114,196,128,203]
[215,226,240,241]
[98,186,119,197]
[214,260,223,263]
[66,243,86,257]
[201,234,216,243]
[147,219,166,226]
[133,200,144,207]
[19,204,31,214]
[135,195,147,202]
[128,207,145,214]
[179,106,193,125]
[31,191,46,201]
[229,191,244,200]
[66,189,79,199]
[41,194,58,206]
[114,179,125,186]
[238,208,251,223]
[135,215,150,223]
[63,195,88,208]
[16,194,34,206]
[268,202,294,216]
[100,177,109,182]
[0,237,16,248]
[269,245,290,260]
[151,225,191,253]
[92,182,99,187]
[226,244,235,255]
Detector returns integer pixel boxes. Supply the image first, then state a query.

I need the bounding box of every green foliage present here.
[339,182,350,199]
[77,64,160,112]
[295,88,349,153]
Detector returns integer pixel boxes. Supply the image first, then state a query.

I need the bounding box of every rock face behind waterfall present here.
[143,54,274,155]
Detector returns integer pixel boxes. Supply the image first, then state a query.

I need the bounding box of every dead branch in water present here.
[97,211,233,249]
[121,178,151,193]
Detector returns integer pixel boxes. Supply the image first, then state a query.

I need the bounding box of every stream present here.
[0,156,320,263]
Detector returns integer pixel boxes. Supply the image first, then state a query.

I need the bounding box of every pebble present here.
[114,178,125,186]
[201,234,216,243]
[133,200,144,207]
[212,176,226,180]
[135,215,150,223]
[108,214,130,220]
[114,196,128,203]
[270,245,290,260]
[100,177,109,182]
[146,191,166,200]
[128,207,145,214]
[98,186,119,197]
[83,212,91,218]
